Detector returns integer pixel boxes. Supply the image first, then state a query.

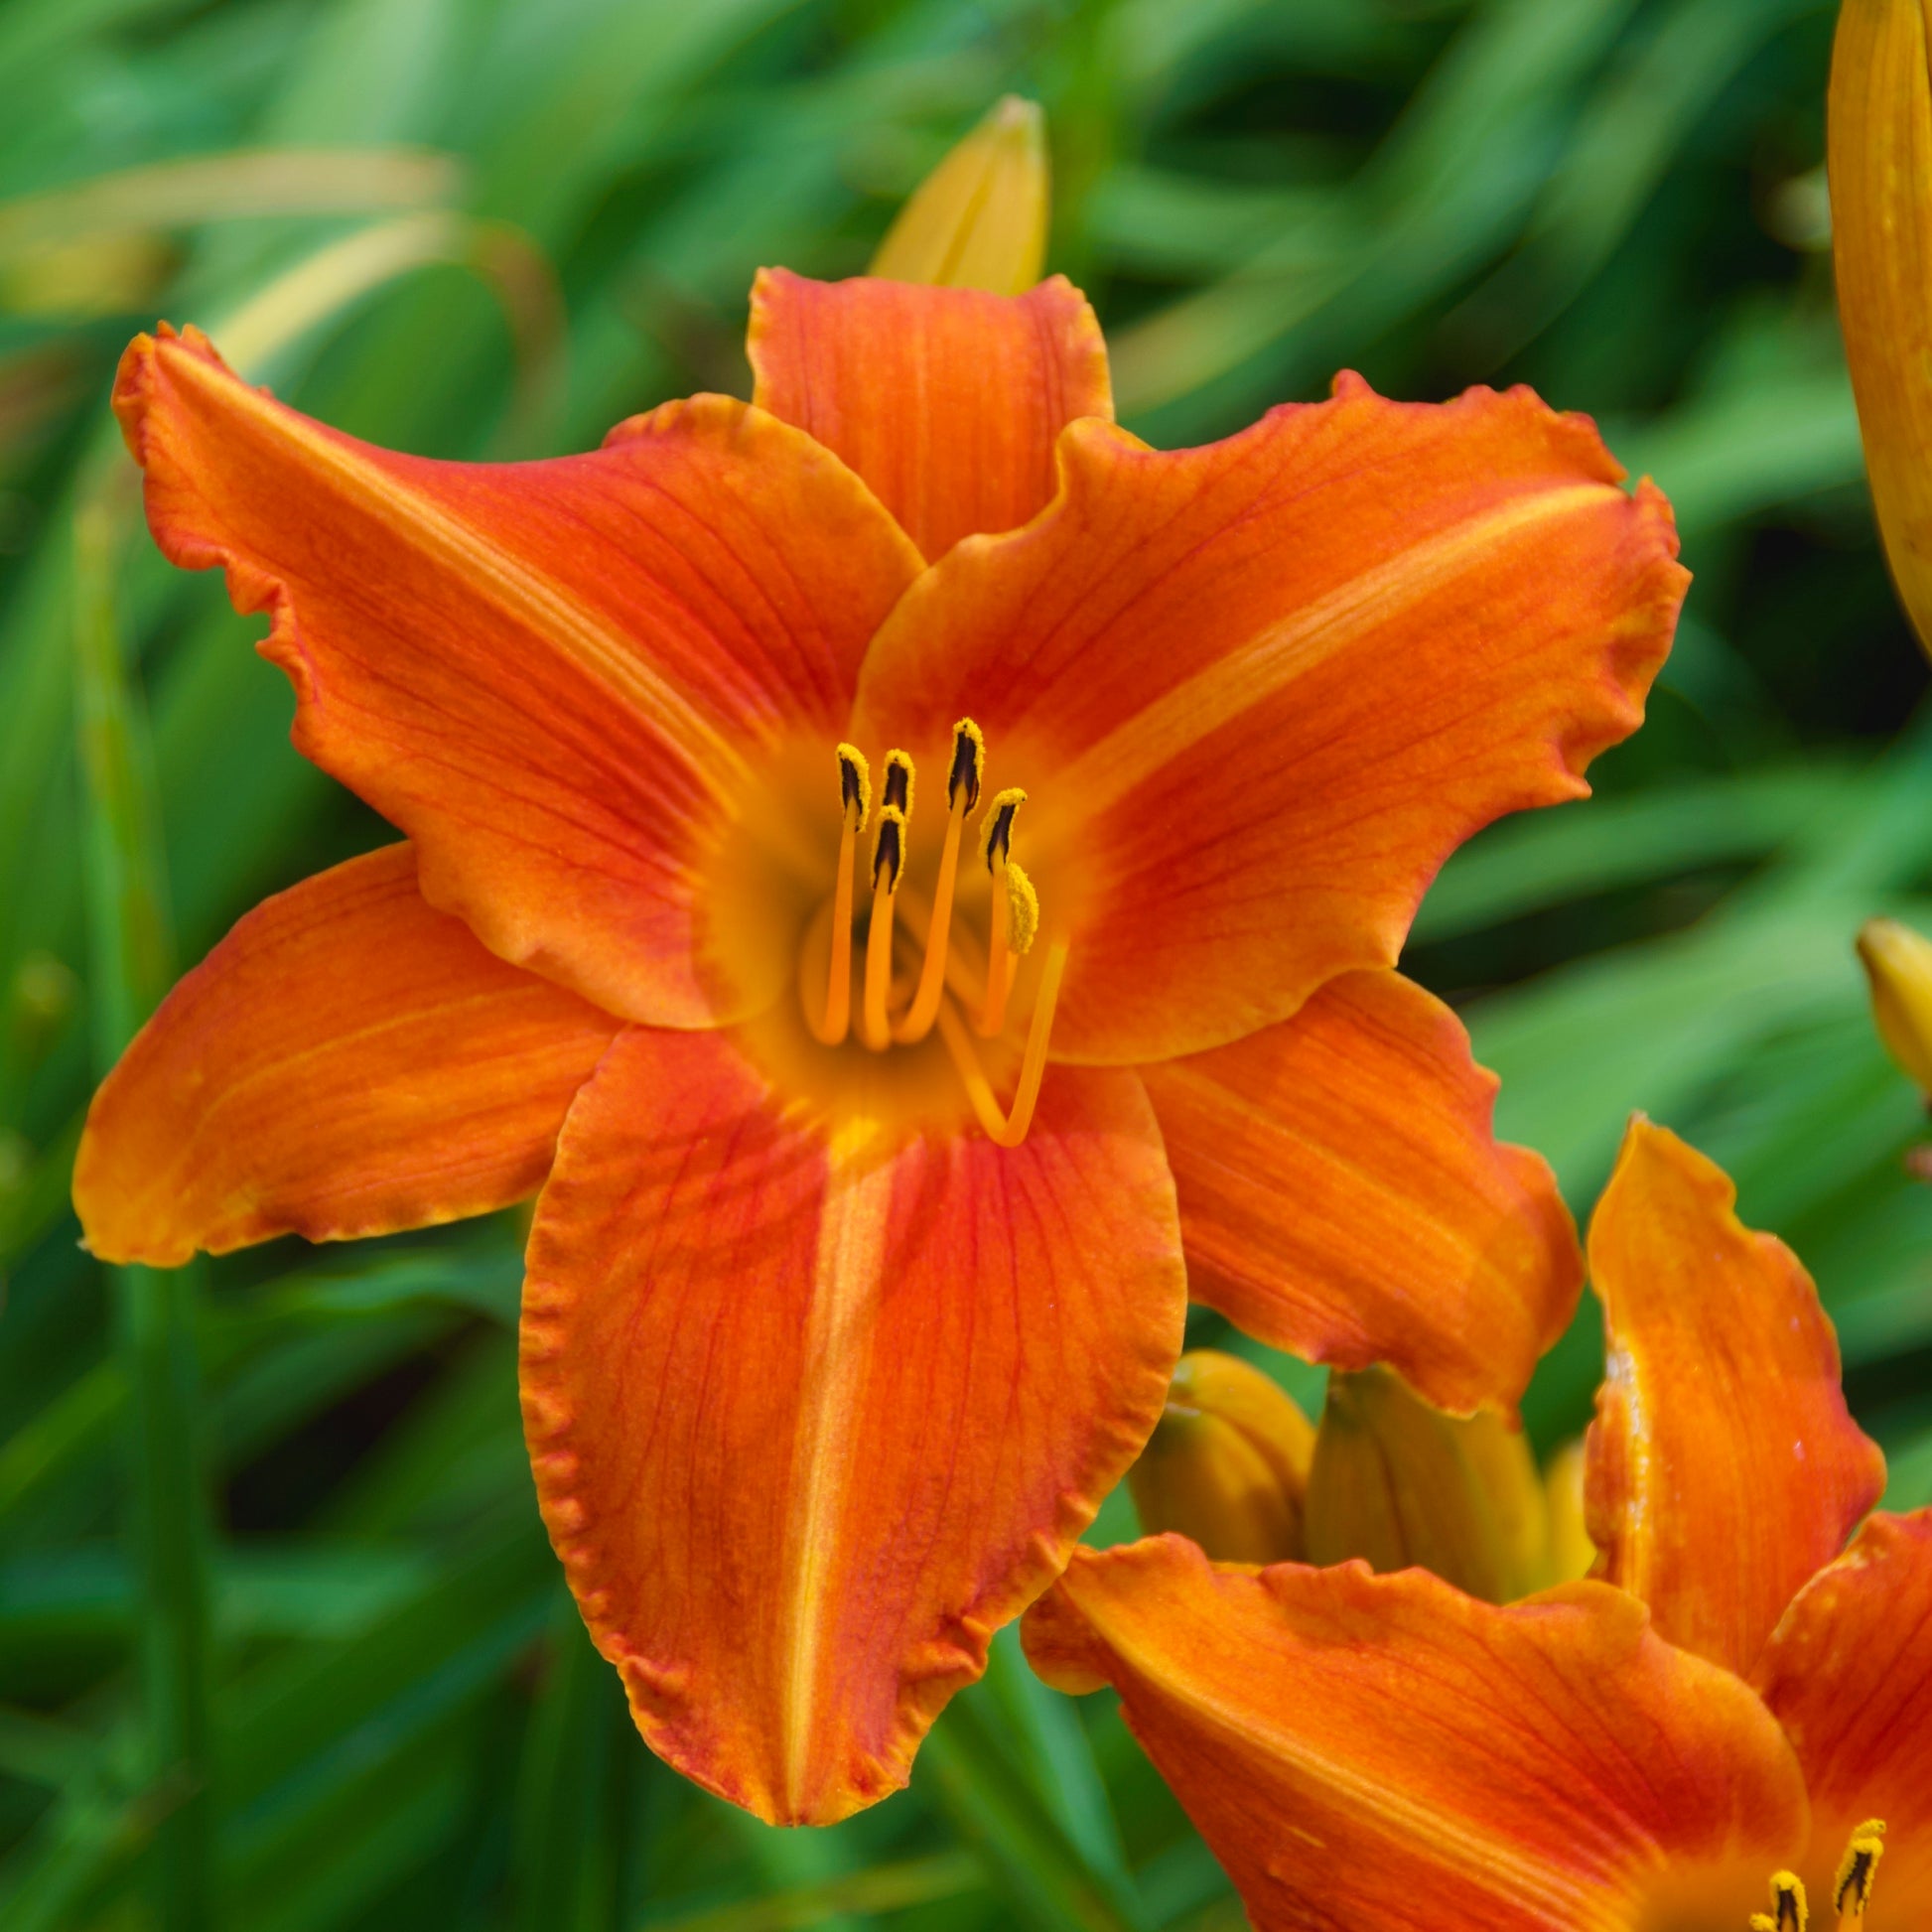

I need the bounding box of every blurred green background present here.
[2,0,1927,1926]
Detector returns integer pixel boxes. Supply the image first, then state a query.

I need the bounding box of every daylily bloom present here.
[74,253,1682,1821]
[1027,1119,1921,1929]
[1831,0,1932,658]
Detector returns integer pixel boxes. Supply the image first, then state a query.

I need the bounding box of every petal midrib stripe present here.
[780,1124,891,1812]
[173,350,753,794]
[1055,482,1618,822]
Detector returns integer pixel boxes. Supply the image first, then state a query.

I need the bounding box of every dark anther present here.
[948,723,983,811]
[984,797,1019,870]
[873,811,904,892]
[840,752,866,818]
[883,754,912,816]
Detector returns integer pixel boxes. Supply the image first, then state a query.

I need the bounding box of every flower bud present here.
[1542,1438,1597,1585]
[869,96,1048,296]
[1303,1367,1549,1604]
[1830,1,1932,656]
[1128,1350,1314,1565]
[1858,916,1932,1095]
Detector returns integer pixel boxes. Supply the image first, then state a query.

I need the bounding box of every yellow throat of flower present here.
[718,717,1068,1147]
[1643,1821,1890,1932]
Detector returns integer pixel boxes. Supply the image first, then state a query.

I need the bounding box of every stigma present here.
[1745,1823,1886,1932]
[799,719,1065,1149]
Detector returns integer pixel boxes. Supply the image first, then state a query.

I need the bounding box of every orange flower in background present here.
[73,251,1681,1819]
[1027,1119,1920,1930]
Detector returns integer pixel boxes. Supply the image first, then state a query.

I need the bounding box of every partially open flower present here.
[1027,1121,1911,1930]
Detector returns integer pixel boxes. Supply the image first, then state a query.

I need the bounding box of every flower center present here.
[794,719,1067,1148]
[1745,1823,1887,1932]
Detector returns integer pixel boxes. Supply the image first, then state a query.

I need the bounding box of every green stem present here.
[73,460,219,1932]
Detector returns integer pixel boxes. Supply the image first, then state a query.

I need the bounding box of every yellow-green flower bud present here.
[869,96,1048,296]
[1858,916,1932,1096]
[1128,1350,1314,1565]
[1304,1367,1550,1604]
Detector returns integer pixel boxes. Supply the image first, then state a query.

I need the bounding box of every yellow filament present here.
[978,856,1015,1036]
[861,807,905,1052]
[894,795,967,1044]
[936,938,1068,1148]
[805,809,858,1045]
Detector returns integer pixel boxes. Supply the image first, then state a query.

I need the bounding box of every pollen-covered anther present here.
[837,743,871,830]
[1004,861,1039,957]
[1755,1869,1806,1932]
[871,805,906,893]
[1833,1821,1884,1929]
[948,717,985,812]
[881,747,914,821]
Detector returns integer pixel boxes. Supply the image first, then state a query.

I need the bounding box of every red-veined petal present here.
[1023,1538,1808,1932]
[114,325,922,1027]
[518,1027,1184,1824]
[747,269,1112,561]
[1584,1117,1886,1677]
[1754,1509,1932,1903]
[852,377,1686,1063]
[73,845,619,1265]
[1141,970,1580,1416]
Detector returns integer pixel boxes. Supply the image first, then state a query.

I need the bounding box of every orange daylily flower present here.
[1027,1120,1918,1930]
[74,265,1682,1823]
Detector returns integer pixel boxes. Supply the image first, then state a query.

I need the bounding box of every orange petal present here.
[1141,969,1581,1415]
[114,325,922,1027]
[851,378,1686,1063]
[73,845,620,1266]
[1023,1538,1808,1932]
[746,268,1112,561]
[1584,1117,1887,1678]
[1754,1510,1932,1888]
[518,1027,1184,1824]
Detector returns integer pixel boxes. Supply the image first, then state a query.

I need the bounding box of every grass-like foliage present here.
[0,0,1925,1927]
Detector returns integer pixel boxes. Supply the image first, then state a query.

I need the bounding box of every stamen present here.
[804,745,870,1045]
[896,722,983,1046]
[935,937,1068,1149]
[1834,1822,1884,1929]
[861,804,906,1051]
[977,787,1028,1038]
